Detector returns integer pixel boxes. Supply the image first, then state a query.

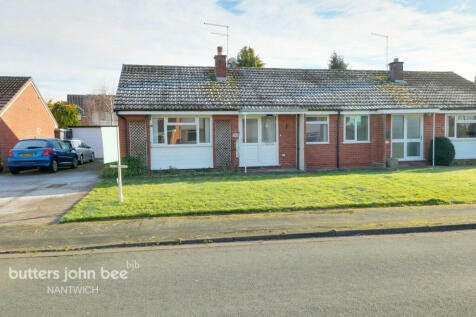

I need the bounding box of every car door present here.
[82,142,92,160]
[59,141,74,164]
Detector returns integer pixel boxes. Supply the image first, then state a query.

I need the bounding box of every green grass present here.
[61,167,476,222]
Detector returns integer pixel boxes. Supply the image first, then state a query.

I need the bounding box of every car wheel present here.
[49,159,58,173]
[79,155,84,165]
[90,153,95,162]
[71,157,78,169]
[10,168,19,175]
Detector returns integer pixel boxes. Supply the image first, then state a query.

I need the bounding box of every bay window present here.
[305,116,329,143]
[344,115,369,142]
[447,115,476,139]
[152,117,211,145]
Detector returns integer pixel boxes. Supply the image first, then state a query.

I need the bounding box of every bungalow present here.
[0,76,58,170]
[114,47,476,171]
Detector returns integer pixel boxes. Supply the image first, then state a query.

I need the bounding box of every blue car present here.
[8,138,79,174]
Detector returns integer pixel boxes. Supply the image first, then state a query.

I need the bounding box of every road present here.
[0,161,101,226]
[1,230,476,316]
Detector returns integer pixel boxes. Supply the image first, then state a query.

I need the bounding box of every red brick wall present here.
[212,115,239,169]
[0,82,56,171]
[423,113,445,160]
[305,115,337,170]
[278,115,297,168]
[117,115,150,168]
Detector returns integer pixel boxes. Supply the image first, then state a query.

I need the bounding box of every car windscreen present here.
[13,140,50,149]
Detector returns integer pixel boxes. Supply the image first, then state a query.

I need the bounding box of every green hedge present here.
[428,136,455,166]
[100,156,145,178]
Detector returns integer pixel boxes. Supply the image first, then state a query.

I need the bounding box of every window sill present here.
[447,137,476,141]
[151,144,212,148]
[306,142,330,145]
[342,141,370,144]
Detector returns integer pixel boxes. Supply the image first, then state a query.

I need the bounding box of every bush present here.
[428,136,455,166]
[100,156,145,178]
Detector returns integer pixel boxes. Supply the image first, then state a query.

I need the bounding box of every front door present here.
[215,120,232,168]
[239,115,278,167]
[391,115,424,161]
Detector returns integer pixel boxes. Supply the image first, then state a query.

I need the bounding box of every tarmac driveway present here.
[0,161,102,226]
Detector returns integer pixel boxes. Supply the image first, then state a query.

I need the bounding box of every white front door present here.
[239,115,279,167]
[391,115,424,161]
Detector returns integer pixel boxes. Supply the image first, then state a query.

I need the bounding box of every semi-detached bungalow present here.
[114,47,476,171]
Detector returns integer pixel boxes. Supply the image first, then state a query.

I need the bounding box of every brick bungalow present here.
[113,47,476,171]
[0,77,58,170]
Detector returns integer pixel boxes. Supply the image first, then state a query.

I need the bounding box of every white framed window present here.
[305,116,329,144]
[446,115,476,139]
[344,115,370,143]
[151,117,211,145]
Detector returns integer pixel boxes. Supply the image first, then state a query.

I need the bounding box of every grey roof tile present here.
[0,76,30,111]
[114,65,476,111]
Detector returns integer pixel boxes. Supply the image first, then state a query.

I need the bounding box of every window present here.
[241,118,259,143]
[344,115,369,142]
[151,117,211,145]
[14,140,50,149]
[262,116,276,143]
[305,116,329,143]
[447,115,476,139]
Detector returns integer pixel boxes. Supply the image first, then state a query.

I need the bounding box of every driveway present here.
[0,161,102,226]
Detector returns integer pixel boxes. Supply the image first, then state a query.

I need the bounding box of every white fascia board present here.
[340,111,377,115]
[117,111,240,115]
[376,108,440,114]
[439,110,476,114]
[305,111,338,115]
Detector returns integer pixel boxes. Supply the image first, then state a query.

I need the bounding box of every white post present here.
[432,113,436,167]
[116,125,124,202]
[244,114,247,174]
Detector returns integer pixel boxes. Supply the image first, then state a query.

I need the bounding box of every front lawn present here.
[62,167,476,222]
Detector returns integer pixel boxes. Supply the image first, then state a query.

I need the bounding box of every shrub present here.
[428,136,455,166]
[100,156,145,178]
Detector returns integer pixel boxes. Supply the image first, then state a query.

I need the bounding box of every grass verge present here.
[61,167,476,222]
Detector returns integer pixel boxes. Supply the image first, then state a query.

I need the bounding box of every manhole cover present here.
[46,183,67,188]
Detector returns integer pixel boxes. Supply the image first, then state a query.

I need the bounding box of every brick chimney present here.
[214,46,227,80]
[389,58,404,81]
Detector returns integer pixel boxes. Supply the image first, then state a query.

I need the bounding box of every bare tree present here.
[82,83,116,126]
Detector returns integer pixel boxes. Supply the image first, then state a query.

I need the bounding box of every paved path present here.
[0,161,102,226]
[1,204,476,252]
[1,230,476,316]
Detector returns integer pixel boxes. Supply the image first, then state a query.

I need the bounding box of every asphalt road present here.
[1,230,476,316]
[0,161,102,226]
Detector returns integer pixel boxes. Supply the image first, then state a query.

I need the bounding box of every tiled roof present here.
[0,76,30,111]
[114,65,476,111]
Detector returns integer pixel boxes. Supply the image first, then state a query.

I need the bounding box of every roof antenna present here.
[371,33,389,70]
[204,22,230,56]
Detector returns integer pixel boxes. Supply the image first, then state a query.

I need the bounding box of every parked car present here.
[65,139,95,165]
[7,138,79,174]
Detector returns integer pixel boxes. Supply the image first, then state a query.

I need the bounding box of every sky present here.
[1,0,475,101]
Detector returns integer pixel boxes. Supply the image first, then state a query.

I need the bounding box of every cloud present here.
[0,0,475,100]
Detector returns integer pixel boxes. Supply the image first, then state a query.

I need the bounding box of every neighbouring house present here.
[0,76,58,170]
[67,94,116,127]
[67,94,117,158]
[113,46,476,171]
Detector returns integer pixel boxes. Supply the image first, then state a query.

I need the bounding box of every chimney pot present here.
[217,46,223,55]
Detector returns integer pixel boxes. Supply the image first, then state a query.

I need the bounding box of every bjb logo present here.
[126,260,140,271]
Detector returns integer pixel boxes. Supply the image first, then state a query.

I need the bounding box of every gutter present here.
[116,113,129,156]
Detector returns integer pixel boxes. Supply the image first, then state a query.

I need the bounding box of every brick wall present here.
[423,113,445,160]
[117,115,150,168]
[278,115,297,168]
[305,114,337,170]
[0,82,56,171]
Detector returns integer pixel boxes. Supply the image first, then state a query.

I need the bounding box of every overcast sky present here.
[1,0,475,101]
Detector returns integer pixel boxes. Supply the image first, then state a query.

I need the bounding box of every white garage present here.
[70,126,118,159]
